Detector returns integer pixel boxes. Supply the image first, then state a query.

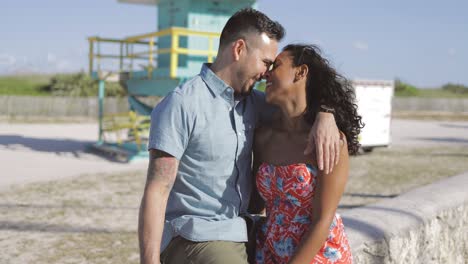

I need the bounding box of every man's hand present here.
[304,112,340,174]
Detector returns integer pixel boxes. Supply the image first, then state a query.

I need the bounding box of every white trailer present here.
[352,80,394,152]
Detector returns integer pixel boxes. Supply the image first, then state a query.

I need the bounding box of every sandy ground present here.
[390,119,468,147]
[1,145,467,263]
[0,123,146,263]
[0,123,147,190]
[0,119,467,263]
[1,119,468,190]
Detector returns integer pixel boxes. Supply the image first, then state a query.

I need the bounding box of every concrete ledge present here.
[341,171,468,263]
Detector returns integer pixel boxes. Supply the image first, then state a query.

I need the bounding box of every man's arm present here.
[138,149,179,264]
[304,112,340,174]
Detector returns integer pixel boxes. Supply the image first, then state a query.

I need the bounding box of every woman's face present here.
[264,51,298,105]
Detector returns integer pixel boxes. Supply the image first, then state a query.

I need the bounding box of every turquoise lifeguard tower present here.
[88,0,257,161]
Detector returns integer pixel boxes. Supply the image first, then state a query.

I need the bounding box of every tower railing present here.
[88,27,220,80]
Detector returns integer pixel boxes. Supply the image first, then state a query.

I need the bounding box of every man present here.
[139,8,340,264]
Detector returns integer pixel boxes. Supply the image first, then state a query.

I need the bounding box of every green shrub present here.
[256,81,266,92]
[442,83,468,94]
[41,72,126,97]
[0,75,51,96]
[394,79,419,97]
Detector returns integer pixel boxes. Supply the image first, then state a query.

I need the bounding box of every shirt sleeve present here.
[147,91,192,160]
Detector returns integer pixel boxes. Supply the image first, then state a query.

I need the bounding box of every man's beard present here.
[235,70,258,97]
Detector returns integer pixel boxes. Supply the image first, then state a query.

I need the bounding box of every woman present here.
[253,44,363,264]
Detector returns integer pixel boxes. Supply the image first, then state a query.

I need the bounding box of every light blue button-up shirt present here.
[148,63,269,252]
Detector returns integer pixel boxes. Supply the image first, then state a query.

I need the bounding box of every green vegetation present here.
[256,81,266,92]
[41,73,126,97]
[394,79,419,96]
[394,79,468,98]
[413,89,468,98]
[2,73,467,98]
[441,83,468,94]
[257,78,468,98]
[0,75,51,96]
[0,73,126,97]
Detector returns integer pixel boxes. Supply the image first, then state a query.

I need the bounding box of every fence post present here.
[98,80,105,143]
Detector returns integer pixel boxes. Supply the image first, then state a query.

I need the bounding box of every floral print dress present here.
[255,163,352,264]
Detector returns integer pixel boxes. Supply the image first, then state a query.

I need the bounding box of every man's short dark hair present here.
[219,8,285,48]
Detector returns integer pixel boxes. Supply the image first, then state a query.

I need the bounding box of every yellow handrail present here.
[88,27,220,79]
[170,32,179,79]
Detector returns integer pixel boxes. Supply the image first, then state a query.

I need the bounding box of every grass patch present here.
[407,89,468,98]
[0,75,52,96]
[394,79,468,98]
[395,88,468,98]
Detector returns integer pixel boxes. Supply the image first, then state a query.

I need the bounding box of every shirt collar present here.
[200,63,235,104]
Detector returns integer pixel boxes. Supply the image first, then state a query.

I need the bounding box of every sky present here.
[0,0,467,88]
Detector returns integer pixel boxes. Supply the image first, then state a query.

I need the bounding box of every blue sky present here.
[1,0,467,88]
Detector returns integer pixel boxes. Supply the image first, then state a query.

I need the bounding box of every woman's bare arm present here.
[289,136,348,264]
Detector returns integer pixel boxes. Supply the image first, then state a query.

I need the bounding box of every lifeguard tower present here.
[88,0,257,161]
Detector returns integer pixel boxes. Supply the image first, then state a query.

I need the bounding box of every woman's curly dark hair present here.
[283,44,364,155]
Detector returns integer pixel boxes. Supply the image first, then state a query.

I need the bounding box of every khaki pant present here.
[160,236,249,264]
[161,215,263,264]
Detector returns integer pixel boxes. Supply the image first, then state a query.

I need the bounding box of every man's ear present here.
[232,39,247,61]
[294,64,309,82]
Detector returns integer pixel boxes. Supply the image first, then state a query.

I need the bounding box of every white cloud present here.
[46,52,78,72]
[448,48,456,56]
[0,54,17,66]
[47,52,57,63]
[353,41,369,51]
[55,60,74,71]
[0,53,81,75]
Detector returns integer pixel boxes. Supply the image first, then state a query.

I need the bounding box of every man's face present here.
[235,33,278,96]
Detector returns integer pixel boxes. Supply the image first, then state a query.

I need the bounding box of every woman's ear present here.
[294,64,309,82]
[232,39,247,61]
